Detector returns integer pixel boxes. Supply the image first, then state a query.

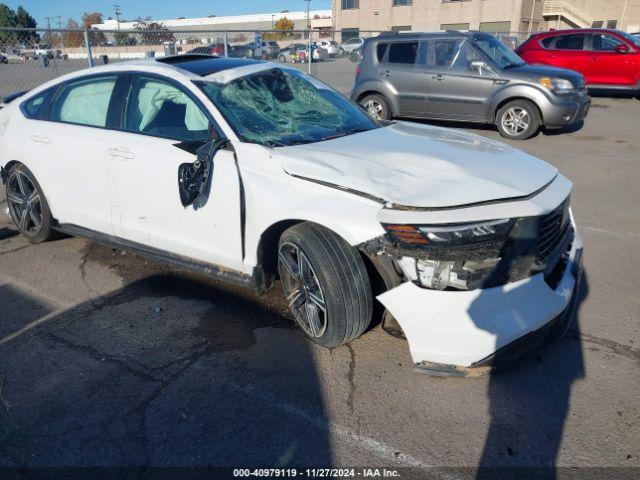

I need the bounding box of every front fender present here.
[350,81,400,115]
[490,84,552,122]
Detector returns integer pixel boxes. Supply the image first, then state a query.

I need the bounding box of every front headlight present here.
[384,219,515,291]
[538,77,575,95]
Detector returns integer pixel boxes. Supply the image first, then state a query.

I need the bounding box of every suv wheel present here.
[5,164,55,244]
[496,100,541,140]
[278,223,373,348]
[360,94,391,121]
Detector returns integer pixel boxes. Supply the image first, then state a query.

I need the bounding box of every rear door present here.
[587,32,638,86]
[544,33,590,79]
[422,38,495,120]
[27,74,120,233]
[380,40,429,116]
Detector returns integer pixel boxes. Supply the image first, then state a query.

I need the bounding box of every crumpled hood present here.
[276,122,558,208]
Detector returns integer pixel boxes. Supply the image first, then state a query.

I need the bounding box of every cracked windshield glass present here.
[199,68,380,147]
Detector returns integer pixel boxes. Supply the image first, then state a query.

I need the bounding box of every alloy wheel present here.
[364,99,384,120]
[6,170,43,236]
[278,242,327,338]
[501,107,531,136]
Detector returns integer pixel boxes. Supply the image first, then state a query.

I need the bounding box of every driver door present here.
[422,39,495,120]
[106,74,243,271]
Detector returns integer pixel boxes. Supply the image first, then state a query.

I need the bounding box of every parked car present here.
[317,39,340,57]
[278,44,327,63]
[352,31,591,140]
[339,37,364,56]
[251,40,281,60]
[0,52,6,64]
[348,46,361,63]
[516,29,640,92]
[228,44,253,59]
[187,43,225,56]
[0,56,583,374]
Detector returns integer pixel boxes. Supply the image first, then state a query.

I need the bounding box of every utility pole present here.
[306,0,311,75]
[114,4,122,30]
[44,16,53,45]
[56,15,63,30]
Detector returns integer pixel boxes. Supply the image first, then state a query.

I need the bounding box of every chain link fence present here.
[1,27,532,99]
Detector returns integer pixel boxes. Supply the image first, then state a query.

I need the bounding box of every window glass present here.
[376,43,388,61]
[422,39,485,74]
[606,20,618,29]
[592,33,624,51]
[591,20,604,28]
[124,77,210,142]
[441,23,470,30]
[22,88,55,120]
[388,42,418,64]
[341,0,359,9]
[393,0,412,5]
[540,37,554,48]
[472,34,525,68]
[554,34,585,50]
[198,68,379,148]
[51,77,116,127]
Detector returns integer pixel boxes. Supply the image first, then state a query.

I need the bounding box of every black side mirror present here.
[178,138,228,207]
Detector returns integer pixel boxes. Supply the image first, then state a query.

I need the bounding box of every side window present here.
[554,34,585,50]
[540,37,555,48]
[51,76,117,127]
[592,33,624,51]
[376,43,388,61]
[22,87,56,120]
[124,77,211,142]
[421,39,482,73]
[387,41,418,65]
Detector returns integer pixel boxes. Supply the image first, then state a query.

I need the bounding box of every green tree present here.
[15,5,38,43]
[0,3,17,44]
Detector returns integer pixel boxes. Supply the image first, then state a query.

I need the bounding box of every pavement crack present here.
[567,329,640,365]
[346,344,356,414]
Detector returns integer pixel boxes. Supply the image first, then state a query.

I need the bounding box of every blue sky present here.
[5,0,333,28]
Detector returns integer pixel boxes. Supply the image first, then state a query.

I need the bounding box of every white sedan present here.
[0,55,583,375]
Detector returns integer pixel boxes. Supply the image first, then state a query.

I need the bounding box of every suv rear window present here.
[387,41,418,64]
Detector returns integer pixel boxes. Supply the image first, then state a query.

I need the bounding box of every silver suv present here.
[351,31,591,140]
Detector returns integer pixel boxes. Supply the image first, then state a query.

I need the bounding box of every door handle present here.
[30,135,50,144]
[432,74,444,81]
[382,70,391,77]
[108,147,135,160]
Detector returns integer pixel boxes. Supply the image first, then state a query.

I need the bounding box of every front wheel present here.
[496,99,541,140]
[5,164,55,243]
[278,223,373,348]
[359,93,391,121]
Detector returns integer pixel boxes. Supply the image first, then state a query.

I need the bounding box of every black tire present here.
[278,223,373,348]
[359,93,391,121]
[278,53,286,63]
[339,48,346,57]
[261,51,268,60]
[5,164,55,244]
[496,99,541,140]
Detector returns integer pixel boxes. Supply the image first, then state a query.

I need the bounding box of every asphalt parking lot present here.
[0,60,639,476]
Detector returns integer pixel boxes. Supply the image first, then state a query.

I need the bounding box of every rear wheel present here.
[5,164,54,244]
[496,99,541,140]
[359,93,391,121]
[278,223,373,348]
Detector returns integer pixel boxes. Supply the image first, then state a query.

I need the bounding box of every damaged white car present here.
[0,55,583,375]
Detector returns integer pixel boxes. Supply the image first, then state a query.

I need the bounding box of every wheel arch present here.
[0,160,22,184]
[494,96,544,124]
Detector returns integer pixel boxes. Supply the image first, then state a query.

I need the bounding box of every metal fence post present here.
[307,29,311,75]
[84,30,94,67]
[224,31,229,57]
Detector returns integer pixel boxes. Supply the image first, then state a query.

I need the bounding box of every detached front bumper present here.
[377,224,583,376]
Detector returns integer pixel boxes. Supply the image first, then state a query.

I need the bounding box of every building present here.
[332,0,640,38]
[93,10,333,33]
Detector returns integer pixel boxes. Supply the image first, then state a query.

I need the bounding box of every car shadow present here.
[0,267,333,472]
[473,264,588,479]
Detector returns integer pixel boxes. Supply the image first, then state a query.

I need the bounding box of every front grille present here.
[536,197,571,264]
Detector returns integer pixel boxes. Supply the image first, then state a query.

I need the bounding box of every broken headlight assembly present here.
[383,219,515,291]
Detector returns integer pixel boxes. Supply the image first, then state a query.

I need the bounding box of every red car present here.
[516,29,640,92]
[187,43,225,56]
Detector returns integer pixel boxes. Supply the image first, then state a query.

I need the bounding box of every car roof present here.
[532,28,625,36]
[156,54,261,76]
[372,30,475,41]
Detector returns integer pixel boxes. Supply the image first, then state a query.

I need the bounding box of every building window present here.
[606,19,618,29]
[441,23,470,30]
[479,21,512,33]
[591,20,604,28]
[341,28,360,41]
[341,0,359,9]
[393,0,413,6]
[442,0,471,3]
[391,25,412,32]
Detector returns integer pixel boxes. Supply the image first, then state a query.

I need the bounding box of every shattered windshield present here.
[198,68,380,147]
